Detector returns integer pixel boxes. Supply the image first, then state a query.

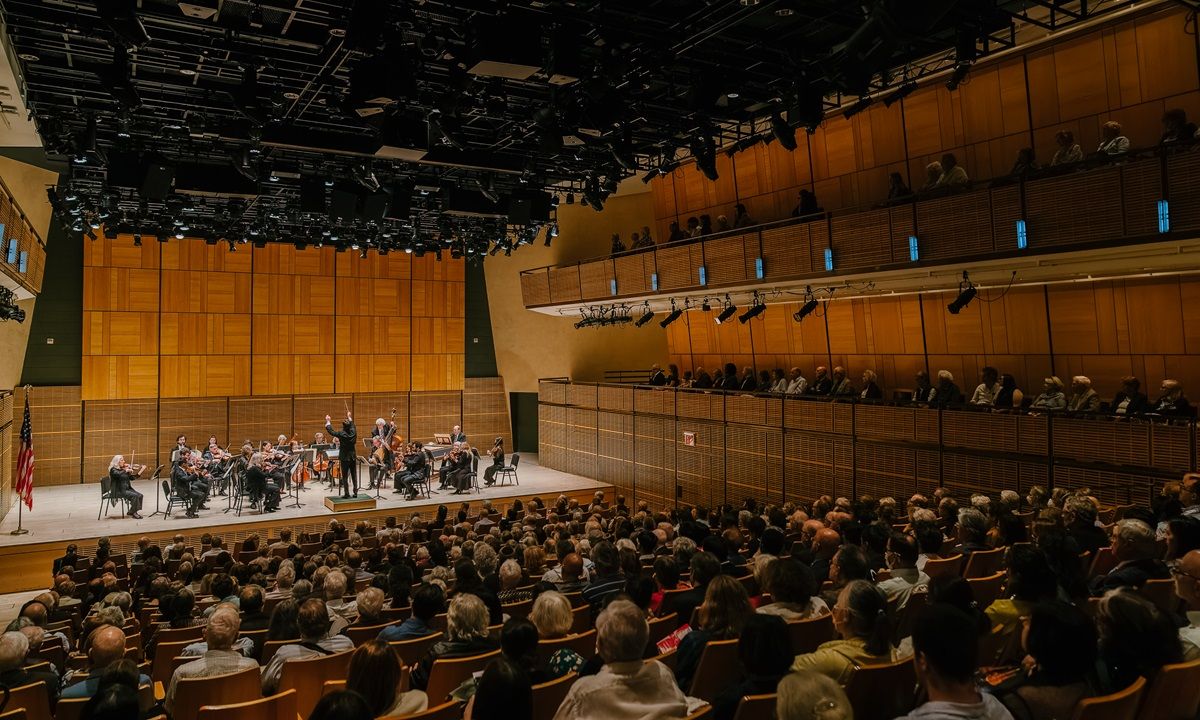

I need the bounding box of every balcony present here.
[521,151,1200,311]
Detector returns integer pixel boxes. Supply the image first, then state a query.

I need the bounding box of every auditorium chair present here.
[172,667,261,720]
[150,640,195,687]
[429,613,449,634]
[843,657,917,720]
[196,688,296,720]
[344,621,397,646]
[322,679,346,696]
[383,700,463,720]
[560,591,584,608]
[425,650,501,704]
[502,598,533,619]
[55,685,155,720]
[32,642,63,675]
[1136,658,1200,720]
[647,613,678,648]
[3,683,50,720]
[277,649,353,718]
[536,629,597,665]
[388,632,444,667]
[892,589,927,644]
[966,572,1006,609]
[97,475,130,519]
[686,705,713,719]
[1136,578,1181,616]
[496,453,520,486]
[531,672,577,720]
[1089,547,1117,579]
[647,648,677,669]
[0,709,25,720]
[1071,676,1146,720]
[921,554,964,580]
[688,638,742,703]
[380,605,412,622]
[259,638,299,665]
[149,624,204,648]
[570,604,591,634]
[787,614,834,655]
[731,693,777,720]
[963,547,1006,578]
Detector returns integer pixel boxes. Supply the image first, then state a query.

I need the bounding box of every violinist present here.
[483,437,505,487]
[260,441,290,492]
[438,442,464,490]
[325,411,359,498]
[244,452,281,513]
[108,454,145,518]
[173,434,190,461]
[171,453,207,518]
[203,436,231,494]
[393,442,427,500]
[449,443,475,495]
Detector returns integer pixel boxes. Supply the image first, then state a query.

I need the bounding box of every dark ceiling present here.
[2,0,1067,257]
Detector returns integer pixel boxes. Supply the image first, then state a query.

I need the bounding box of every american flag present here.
[15,393,34,510]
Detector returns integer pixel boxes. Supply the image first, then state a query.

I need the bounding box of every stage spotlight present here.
[738,302,766,323]
[947,272,977,314]
[793,285,819,322]
[882,80,917,107]
[660,300,682,328]
[946,63,971,91]
[715,296,737,324]
[701,298,711,312]
[771,113,796,151]
[635,304,655,327]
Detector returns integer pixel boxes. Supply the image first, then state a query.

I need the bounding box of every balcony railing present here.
[521,149,1200,309]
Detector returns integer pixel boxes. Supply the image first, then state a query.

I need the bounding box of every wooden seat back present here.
[388,632,444,666]
[425,650,501,703]
[922,554,964,580]
[843,656,918,720]
[536,630,597,664]
[171,666,262,720]
[963,547,1006,579]
[731,693,777,720]
[195,688,296,720]
[2,683,51,720]
[787,614,834,654]
[687,638,741,703]
[965,572,1006,609]
[1136,659,1200,720]
[380,700,462,720]
[277,649,354,718]
[1072,676,1146,720]
[531,672,577,720]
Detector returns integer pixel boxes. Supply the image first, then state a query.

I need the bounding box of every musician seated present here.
[483,437,505,486]
[394,443,427,500]
[171,458,207,519]
[438,442,464,489]
[367,437,392,490]
[107,455,145,519]
[449,444,476,495]
[245,453,281,513]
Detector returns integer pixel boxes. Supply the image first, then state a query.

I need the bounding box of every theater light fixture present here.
[793,286,819,322]
[660,300,683,328]
[715,295,737,324]
[947,272,977,314]
[635,303,655,327]
[738,292,766,323]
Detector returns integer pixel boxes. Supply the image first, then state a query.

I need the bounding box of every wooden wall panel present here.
[81,399,157,485]
[11,387,80,487]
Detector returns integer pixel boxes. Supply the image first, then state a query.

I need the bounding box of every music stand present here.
[285,457,304,509]
[145,464,168,519]
[295,448,317,492]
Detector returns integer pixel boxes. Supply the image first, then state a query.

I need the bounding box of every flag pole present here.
[11,385,31,535]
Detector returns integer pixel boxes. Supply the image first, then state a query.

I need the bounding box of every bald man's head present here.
[813,528,842,559]
[1175,549,1200,608]
[20,601,48,627]
[89,625,126,669]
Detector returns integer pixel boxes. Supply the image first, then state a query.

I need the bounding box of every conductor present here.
[325,411,359,498]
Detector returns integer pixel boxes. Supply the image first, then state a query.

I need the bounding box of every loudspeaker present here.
[140,160,175,200]
[299,179,326,212]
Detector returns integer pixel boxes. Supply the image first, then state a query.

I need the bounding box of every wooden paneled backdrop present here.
[11,377,511,487]
[649,6,1200,240]
[665,275,1200,407]
[83,237,465,400]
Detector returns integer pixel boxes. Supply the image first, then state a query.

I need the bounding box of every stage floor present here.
[0,454,605,548]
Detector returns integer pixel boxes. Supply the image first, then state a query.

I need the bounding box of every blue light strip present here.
[698,266,707,286]
[18,251,26,273]
[823,248,834,272]
[908,236,919,262]
[1016,219,1028,250]
[5,238,15,264]
[755,257,764,279]
[610,278,617,296]
[651,273,659,291]
[1158,200,1170,234]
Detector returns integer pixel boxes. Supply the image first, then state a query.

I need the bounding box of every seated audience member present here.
[809,529,841,584]
[381,583,443,642]
[261,598,354,694]
[1097,120,1130,155]
[346,640,428,718]
[792,189,821,217]
[739,366,757,392]
[928,370,963,408]
[165,606,258,716]
[1173,549,1200,660]
[1063,495,1107,555]
[721,362,741,391]
[323,571,357,631]
[662,551,720,629]
[467,656,533,720]
[610,233,626,255]
[823,545,871,607]
[1095,588,1182,692]
[786,367,808,395]
[352,587,385,627]
[954,508,991,555]
[995,373,1023,409]
[63,626,150,699]
[791,580,896,683]
[971,366,1002,406]
[757,370,774,393]
[675,575,754,691]
[758,558,828,620]
[309,690,373,720]
[775,670,854,720]
[0,630,59,703]
[1164,516,1200,561]
[859,369,883,400]
[1182,476,1200,519]
[984,546,1058,661]
[935,153,969,189]
[1010,147,1039,176]
[528,591,586,676]
[770,368,789,394]
[896,604,1011,720]
[410,594,499,692]
[921,162,943,192]
[1112,376,1149,417]
[711,614,794,720]
[582,541,627,615]
[649,557,688,616]
[733,203,755,228]
[497,560,531,604]
[80,673,141,720]
[993,602,1099,720]
[1089,518,1170,596]
[1050,130,1083,166]
[1160,108,1198,146]
[828,366,854,396]
[887,171,912,201]
[808,366,833,395]
[1030,376,1067,411]
[878,533,930,609]
[1066,376,1101,413]
[1152,379,1192,417]
[552,599,688,720]
[914,522,946,571]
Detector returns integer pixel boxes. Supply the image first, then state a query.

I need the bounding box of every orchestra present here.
[102,415,486,521]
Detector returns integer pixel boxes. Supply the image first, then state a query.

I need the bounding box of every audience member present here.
[993,601,1098,720]
[1160,108,1197,146]
[165,605,258,715]
[1066,376,1100,413]
[1094,588,1182,691]
[346,640,428,717]
[675,574,754,691]
[711,614,794,720]
[935,153,969,189]
[929,371,963,408]
[1031,377,1067,411]
[1111,376,1149,417]
[898,604,1011,719]
[309,690,374,720]
[775,670,853,720]
[528,591,586,676]
[791,580,895,683]
[410,594,499,691]
[757,559,828,620]
[1097,121,1130,155]
[1050,130,1083,166]
[878,533,930,609]
[1173,548,1200,660]
[1089,518,1169,595]
[261,598,354,693]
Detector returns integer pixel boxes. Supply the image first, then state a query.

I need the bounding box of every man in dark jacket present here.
[1064,496,1109,555]
[662,552,720,628]
[325,412,358,498]
[1089,518,1170,596]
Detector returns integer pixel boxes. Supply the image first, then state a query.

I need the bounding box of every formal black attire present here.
[809,376,833,395]
[930,381,964,408]
[171,463,206,517]
[244,465,280,512]
[108,467,143,515]
[1152,395,1191,417]
[912,384,933,403]
[739,375,756,392]
[394,450,426,498]
[450,450,475,494]
[326,419,359,497]
[450,431,467,444]
[1111,391,1149,417]
[649,369,667,386]
[861,381,883,400]
[483,447,504,486]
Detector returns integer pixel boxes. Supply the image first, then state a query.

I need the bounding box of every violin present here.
[120,460,146,476]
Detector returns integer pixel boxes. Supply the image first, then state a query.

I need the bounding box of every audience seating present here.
[966,572,1006,608]
[922,554,964,580]
[502,598,533,619]
[1136,578,1180,616]
[1135,659,1200,720]
[0,710,26,720]
[382,700,463,720]
[276,648,353,718]
[570,604,590,634]
[531,672,577,720]
[686,705,713,719]
[647,648,677,671]
[195,688,297,720]
[537,629,598,664]
[259,638,299,665]
[170,667,262,720]
[892,590,926,644]
[321,679,345,696]
[731,693,776,720]
[647,613,678,648]
[962,547,1006,579]
[3,683,51,720]
[1089,547,1117,579]
[424,650,501,703]
[787,614,834,654]
[388,632,445,666]
[842,657,917,720]
[344,621,397,646]
[688,638,742,703]
[1072,676,1146,720]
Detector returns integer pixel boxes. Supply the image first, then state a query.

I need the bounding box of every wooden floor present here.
[0,455,610,593]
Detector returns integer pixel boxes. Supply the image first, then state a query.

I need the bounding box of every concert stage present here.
[0,455,610,593]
